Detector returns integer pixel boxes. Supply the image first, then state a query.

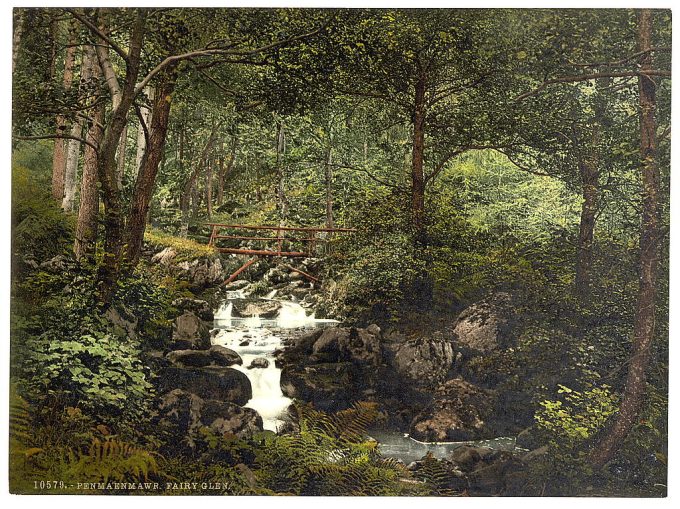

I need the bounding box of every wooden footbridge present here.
[206,223,355,284]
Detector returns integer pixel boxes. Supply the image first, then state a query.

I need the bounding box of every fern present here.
[417,452,463,496]
[62,438,159,484]
[253,401,409,495]
[9,385,46,493]
[9,385,33,447]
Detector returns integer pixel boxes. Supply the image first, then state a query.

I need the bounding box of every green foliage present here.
[13,262,162,428]
[23,324,153,420]
[536,384,618,447]
[521,383,619,495]
[144,228,216,261]
[58,438,159,485]
[12,163,74,267]
[413,452,464,496]
[251,401,414,495]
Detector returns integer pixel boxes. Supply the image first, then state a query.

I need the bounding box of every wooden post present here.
[277,227,282,257]
[208,224,218,247]
[224,256,258,284]
[283,263,320,284]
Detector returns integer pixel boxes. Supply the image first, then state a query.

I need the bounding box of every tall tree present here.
[124,67,178,266]
[51,20,78,202]
[74,45,105,260]
[589,8,665,467]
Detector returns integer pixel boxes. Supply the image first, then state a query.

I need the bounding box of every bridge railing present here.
[206,223,356,258]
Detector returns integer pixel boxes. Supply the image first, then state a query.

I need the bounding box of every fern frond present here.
[65,438,158,484]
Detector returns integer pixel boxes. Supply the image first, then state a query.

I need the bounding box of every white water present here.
[212,298,337,431]
[368,429,517,464]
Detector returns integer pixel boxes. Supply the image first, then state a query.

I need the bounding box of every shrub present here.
[12,165,73,269]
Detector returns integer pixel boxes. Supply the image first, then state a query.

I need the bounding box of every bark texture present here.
[124,69,176,266]
[95,11,147,305]
[51,21,78,202]
[589,9,662,468]
[74,46,104,260]
[411,72,427,245]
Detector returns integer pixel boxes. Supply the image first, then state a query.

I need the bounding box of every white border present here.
[1,3,676,509]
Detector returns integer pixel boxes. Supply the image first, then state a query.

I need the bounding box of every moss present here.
[144,228,215,261]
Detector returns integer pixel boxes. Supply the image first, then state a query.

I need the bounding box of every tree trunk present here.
[74,46,103,260]
[124,69,176,267]
[134,86,154,177]
[63,43,96,212]
[62,123,83,211]
[575,157,598,302]
[191,179,200,219]
[95,11,147,305]
[325,146,334,229]
[217,137,236,206]
[216,155,225,207]
[206,155,213,219]
[51,20,78,202]
[276,122,288,226]
[589,8,662,468]
[575,80,608,304]
[12,9,24,75]
[116,125,127,187]
[178,128,190,237]
[180,130,217,236]
[411,72,427,245]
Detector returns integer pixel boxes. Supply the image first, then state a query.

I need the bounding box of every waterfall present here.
[212,297,338,431]
[214,301,233,320]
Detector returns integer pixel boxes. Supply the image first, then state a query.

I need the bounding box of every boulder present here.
[142,349,171,371]
[291,329,324,354]
[157,389,262,446]
[448,445,494,472]
[172,298,214,321]
[467,450,525,495]
[171,311,211,349]
[410,378,494,442]
[389,332,454,387]
[166,349,213,368]
[39,254,71,271]
[223,279,250,291]
[366,324,381,336]
[248,357,270,369]
[452,293,514,354]
[264,267,289,285]
[281,362,357,412]
[158,366,252,406]
[209,345,243,366]
[104,305,138,340]
[177,257,224,288]
[201,399,263,437]
[311,327,382,365]
[515,426,543,451]
[231,299,282,319]
[157,389,204,445]
[151,247,177,265]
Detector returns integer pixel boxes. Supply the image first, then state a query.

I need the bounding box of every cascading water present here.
[212,296,516,462]
[213,297,336,431]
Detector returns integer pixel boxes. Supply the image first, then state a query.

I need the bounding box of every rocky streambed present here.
[138,247,546,494]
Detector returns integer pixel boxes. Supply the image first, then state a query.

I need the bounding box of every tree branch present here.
[330,162,407,193]
[495,149,553,177]
[568,47,671,68]
[516,70,671,101]
[14,133,99,152]
[133,22,327,97]
[425,143,520,183]
[65,8,129,63]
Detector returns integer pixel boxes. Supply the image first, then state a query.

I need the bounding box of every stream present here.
[211,294,518,463]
